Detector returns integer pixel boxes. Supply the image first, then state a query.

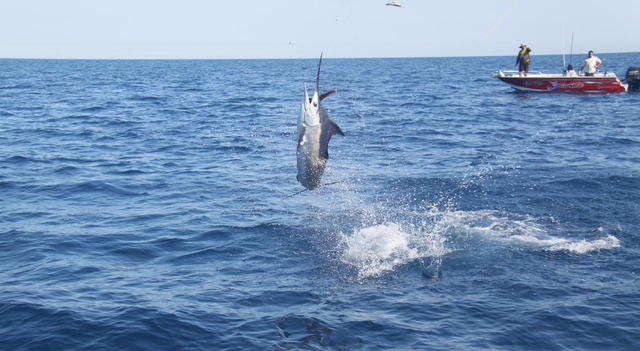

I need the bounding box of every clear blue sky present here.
[0,0,637,59]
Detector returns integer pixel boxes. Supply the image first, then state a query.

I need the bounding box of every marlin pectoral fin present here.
[319,119,344,159]
[328,119,345,136]
[320,145,329,160]
[319,90,337,101]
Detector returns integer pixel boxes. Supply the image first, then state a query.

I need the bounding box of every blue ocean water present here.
[1,53,639,350]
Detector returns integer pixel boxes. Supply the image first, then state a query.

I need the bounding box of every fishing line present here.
[284,180,345,199]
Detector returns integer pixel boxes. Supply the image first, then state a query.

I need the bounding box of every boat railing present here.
[490,70,543,77]
[491,70,619,78]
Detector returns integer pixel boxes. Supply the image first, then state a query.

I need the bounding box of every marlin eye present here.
[313,102,317,107]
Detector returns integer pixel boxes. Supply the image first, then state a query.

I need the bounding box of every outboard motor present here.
[626,66,640,92]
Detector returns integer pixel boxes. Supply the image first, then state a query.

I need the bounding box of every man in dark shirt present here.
[516,44,532,77]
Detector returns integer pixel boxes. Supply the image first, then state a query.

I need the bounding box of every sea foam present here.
[339,209,620,278]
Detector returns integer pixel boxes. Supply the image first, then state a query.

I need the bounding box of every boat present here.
[491,69,628,93]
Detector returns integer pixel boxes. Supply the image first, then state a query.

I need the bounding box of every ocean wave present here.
[599,136,640,145]
[3,155,46,164]
[238,290,320,308]
[0,302,225,350]
[167,246,247,265]
[79,106,107,113]
[35,180,144,198]
[105,169,148,176]
[48,114,95,121]
[0,83,34,90]
[0,181,16,190]
[275,314,334,349]
[50,156,100,164]
[127,95,166,103]
[210,144,253,153]
[192,228,238,241]
[109,247,159,261]
[53,165,80,174]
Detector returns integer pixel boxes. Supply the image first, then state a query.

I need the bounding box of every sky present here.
[0,0,638,59]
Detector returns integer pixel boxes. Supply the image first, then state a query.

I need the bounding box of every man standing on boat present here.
[580,50,602,76]
[515,44,531,77]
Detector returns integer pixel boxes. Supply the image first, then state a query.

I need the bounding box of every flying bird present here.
[386,1,404,7]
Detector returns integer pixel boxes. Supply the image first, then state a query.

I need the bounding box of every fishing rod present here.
[562,27,566,70]
[569,32,574,70]
[284,180,345,199]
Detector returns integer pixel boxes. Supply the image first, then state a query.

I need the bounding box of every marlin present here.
[296,54,344,190]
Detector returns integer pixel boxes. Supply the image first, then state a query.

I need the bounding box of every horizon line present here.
[1,51,638,61]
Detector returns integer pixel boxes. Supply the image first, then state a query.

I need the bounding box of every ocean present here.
[1,53,639,350]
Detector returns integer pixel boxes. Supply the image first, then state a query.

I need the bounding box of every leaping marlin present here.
[296,54,344,190]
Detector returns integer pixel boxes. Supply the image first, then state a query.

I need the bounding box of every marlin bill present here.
[296,54,344,190]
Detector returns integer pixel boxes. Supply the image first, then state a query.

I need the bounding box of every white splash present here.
[340,222,447,279]
[317,169,621,279]
[433,209,621,254]
[546,235,620,254]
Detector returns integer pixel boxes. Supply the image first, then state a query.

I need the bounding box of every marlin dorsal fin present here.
[319,90,336,101]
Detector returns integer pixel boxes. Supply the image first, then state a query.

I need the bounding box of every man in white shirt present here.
[580,50,602,76]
